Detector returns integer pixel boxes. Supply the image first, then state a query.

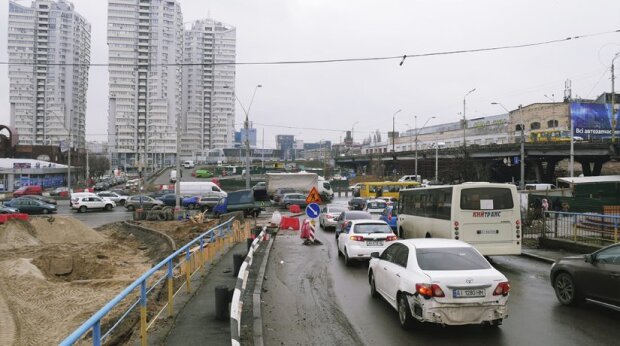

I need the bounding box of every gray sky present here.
[1,0,620,148]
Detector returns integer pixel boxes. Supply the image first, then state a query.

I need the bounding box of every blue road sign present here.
[306,203,321,218]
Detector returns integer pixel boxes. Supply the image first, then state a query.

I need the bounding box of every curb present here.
[521,251,556,264]
[253,232,274,346]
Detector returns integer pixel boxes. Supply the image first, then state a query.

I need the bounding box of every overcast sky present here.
[1,0,620,148]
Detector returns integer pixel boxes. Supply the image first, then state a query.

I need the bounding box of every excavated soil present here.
[0,217,160,346]
[133,219,220,246]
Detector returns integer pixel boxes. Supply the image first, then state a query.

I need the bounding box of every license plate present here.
[366,240,383,246]
[453,288,486,298]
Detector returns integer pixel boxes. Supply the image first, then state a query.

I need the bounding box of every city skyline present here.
[1,0,620,149]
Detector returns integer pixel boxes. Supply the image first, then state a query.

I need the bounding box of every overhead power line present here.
[1,29,618,67]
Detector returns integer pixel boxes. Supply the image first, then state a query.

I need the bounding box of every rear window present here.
[353,223,392,234]
[367,201,387,209]
[416,247,491,271]
[346,212,372,220]
[460,187,514,210]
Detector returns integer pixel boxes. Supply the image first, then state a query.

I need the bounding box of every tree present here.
[89,155,110,178]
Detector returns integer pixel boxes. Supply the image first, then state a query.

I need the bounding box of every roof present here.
[0,158,68,169]
[400,238,472,249]
[557,175,620,184]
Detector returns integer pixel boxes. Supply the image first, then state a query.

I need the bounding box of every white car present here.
[71,196,116,213]
[97,191,129,206]
[364,199,388,214]
[368,239,510,328]
[337,220,398,266]
[318,204,347,231]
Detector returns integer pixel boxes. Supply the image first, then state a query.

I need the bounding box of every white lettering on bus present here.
[472,211,501,217]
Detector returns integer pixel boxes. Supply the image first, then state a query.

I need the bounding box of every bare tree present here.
[89,155,110,179]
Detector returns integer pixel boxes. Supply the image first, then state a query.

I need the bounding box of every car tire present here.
[553,272,583,306]
[105,204,113,211]
[119,199,125,206]
[284,203,291,209]
[369,271,379,298]
[152,205,162,211]
[127,205,135,211]
[344,248,352,267]
[487,319,503,327]
[398,293,414,329]
[42,208,49,215]
[79,206,87,213]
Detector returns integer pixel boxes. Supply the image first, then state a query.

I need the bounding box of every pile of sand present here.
[29,216,105,244]
[0,219,41,250]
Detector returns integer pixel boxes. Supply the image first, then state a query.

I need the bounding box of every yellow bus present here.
[359,181,421,199]
[529,129,572,143]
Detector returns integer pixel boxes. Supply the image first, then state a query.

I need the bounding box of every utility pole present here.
[175,110,182,209]
[463,88,476,150]
[612,52,619,143]
[519,105,525,189]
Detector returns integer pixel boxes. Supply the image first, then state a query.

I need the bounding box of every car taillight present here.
[326,214,334,219]
[416,283,445,299]
[349,235,364,241]
[493,282,511,296]
[386,235,398,241]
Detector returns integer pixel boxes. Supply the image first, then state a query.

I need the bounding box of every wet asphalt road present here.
[54,199,133,228]
[295,197,619,346]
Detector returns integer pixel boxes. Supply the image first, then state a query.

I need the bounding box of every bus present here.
[358,181,421,199]
[529,129,572,143]
[397,182,521,255]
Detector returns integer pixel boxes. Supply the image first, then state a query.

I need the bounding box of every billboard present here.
[570,102,620,139]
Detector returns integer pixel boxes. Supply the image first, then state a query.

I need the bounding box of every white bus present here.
[397,182,521,255]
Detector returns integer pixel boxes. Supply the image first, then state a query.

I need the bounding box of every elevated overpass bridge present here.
[335,142,620,183]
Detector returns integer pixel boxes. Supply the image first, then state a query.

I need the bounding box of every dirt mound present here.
[29,216,105,244]
[134,219,220,245]
[0,219,41,250]
[0,258,45,280]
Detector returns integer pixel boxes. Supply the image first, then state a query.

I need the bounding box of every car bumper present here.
[347,244,390,259]
[409,296,508,325]
[323,219,339,228]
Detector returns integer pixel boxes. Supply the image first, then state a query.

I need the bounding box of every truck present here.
[266,172,333,202]
[177,182,227,198]
[212,189,270,217]
[170,170,177,183]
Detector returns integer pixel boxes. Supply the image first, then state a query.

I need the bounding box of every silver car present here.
[319,204,347,231]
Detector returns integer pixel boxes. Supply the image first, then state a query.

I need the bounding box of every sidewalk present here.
[521,245,583,263]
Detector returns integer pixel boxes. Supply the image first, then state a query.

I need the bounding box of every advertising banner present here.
[570,102,620,139]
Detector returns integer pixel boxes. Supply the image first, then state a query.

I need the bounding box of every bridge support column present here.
[578,159,592,176]
[533,161,544,182]
[592,160,603,176]
[544,159,559,183]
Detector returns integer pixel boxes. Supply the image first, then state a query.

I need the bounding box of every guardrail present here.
[60,217,251,346]
[538,211,620,246]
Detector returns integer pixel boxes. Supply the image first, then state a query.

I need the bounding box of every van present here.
[183,160,195,169]
[398,175,421,182]
[178,182,227,198]
[170,170,177,183]
[13,185,43,197]
[525,183,556,191]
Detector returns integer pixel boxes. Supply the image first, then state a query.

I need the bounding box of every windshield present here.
[416,247,491,271]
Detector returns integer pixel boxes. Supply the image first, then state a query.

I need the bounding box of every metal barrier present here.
[60,217,251,346]
[540,211,620,246]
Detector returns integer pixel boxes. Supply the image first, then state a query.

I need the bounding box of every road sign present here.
[305,186,322,204]
[306,203,321,218]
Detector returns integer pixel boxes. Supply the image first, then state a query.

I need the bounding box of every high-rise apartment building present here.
[107,0,183,170]
[8,0,91,149]
[182,19,236,160]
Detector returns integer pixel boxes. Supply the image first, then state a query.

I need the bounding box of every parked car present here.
[15,195,57,205]
[125,195,164,211]
[337,220,398,266]
[197,196,222,212]
[319,204,347,231]
[252,182,267,190]
[182,196,200,209]
[156,193,178,207]
[280,193,308,209]
[97,191,128,206]
[0,206,19,214]
[334,210,373,239]
[93,182,109,191]
[364,199,388,213]
[12,185,43,197]
[368,239,510,328]
[4,198,56,214]
[50,186,70,197]
[379,205,398,231]
[348,197,367,211]
[550,243,620,308]
[71,196,116,213]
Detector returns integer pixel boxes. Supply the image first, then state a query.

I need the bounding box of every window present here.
[353,223,392,234]
[416,247,490,271]
[547,119,559,128]
[596,245,620,264]
[460,188,513,210]
[530,122,541,130]
[515,124,523,131]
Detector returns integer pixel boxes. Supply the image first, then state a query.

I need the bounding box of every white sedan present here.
[337,220,398,266]
[368,239,510,328]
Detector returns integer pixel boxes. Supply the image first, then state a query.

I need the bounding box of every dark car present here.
[334,210,373,239]
[0,206,19,214]
[348,197,367,211]
[93,182,109,191]
[4,198,57,214]
[182,196,200,209]
[157,193,178,207]
[280,193,308,209]
[16,194,58,205]
[550,243,620,309]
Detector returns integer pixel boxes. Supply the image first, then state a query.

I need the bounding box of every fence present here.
[60,217,251,346]
[530,211,620,246]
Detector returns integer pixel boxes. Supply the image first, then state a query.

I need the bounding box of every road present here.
[262,196,619,346]
[54,199,133,228]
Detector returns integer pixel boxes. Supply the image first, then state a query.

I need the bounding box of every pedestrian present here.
[542,198,549,217]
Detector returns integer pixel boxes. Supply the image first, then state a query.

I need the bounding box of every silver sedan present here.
[319,204,347,231]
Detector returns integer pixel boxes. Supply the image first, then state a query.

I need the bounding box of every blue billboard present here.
[570,102,620,139]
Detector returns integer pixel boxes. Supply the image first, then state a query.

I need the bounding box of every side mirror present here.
[370,252,380,259]
[584,254,595,263]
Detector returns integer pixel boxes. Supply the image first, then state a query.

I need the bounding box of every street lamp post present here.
[391,109,402,176]
[414,116,436,181]
[463,88,476,149]
[611,52,619,143]
[434,135,439,182]
[492,102,525,188]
